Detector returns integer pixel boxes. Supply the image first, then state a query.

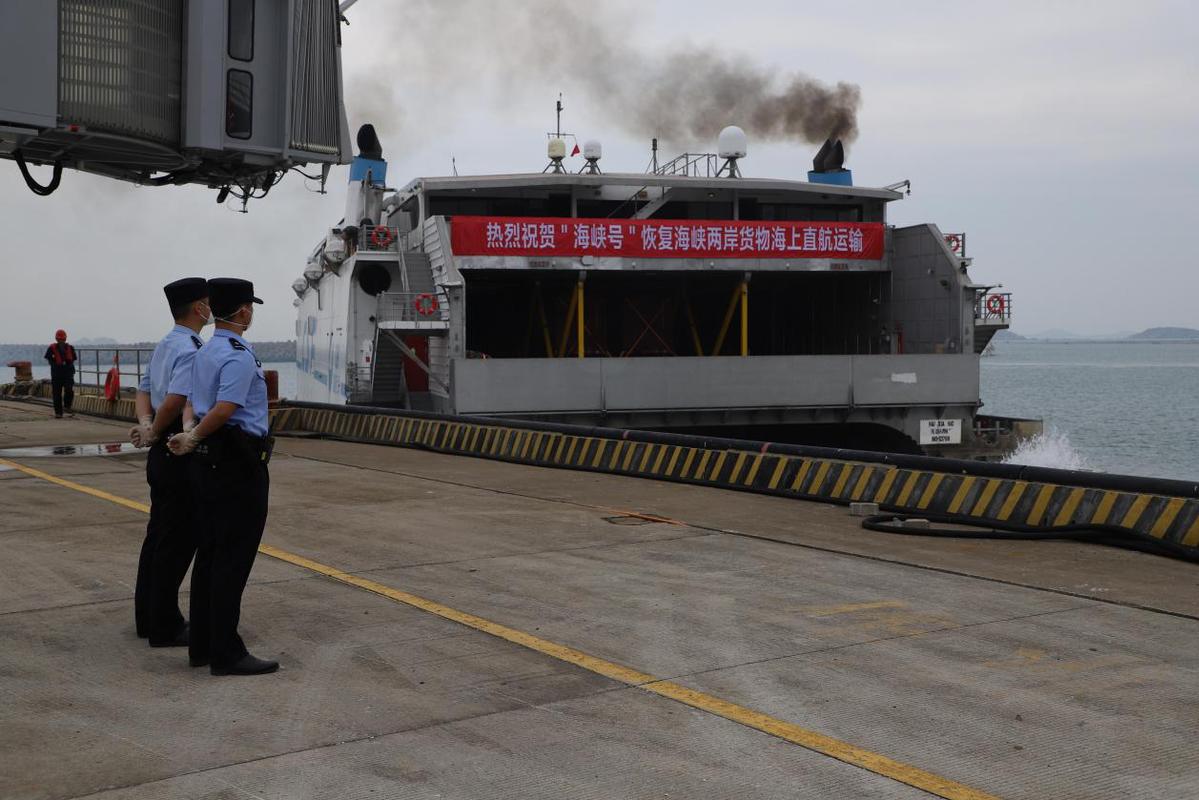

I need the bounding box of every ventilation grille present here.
[288,0,343,156]
[58,0,184,145]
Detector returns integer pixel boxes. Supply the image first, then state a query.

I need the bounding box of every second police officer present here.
[168,278,277,676]
[129,278,209,646]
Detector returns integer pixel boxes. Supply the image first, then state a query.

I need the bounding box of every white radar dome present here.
[547,138,567,160]
[583,140,602,160]
[717,126,748,159]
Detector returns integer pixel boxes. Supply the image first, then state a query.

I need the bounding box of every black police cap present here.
[207,278,264,316]
[163,277,208,308]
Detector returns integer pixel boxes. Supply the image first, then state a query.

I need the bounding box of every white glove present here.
[130,415,155,448]
[167,429,201,456]
[182,416,196,433]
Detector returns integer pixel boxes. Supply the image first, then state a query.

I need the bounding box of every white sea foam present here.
[1003,428,1091,472]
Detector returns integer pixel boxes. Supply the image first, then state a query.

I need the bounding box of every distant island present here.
[1,340,297,364]
[996,327,1199,342]
[1127,327,1199,341]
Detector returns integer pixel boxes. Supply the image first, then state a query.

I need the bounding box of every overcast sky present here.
[1,0,1195,343]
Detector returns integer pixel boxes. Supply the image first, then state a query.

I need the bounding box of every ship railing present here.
[376,291,450,328]
[73,346,154,395]
[654,152,720,178]
[975,292,1012,324]
[357,224,400,253]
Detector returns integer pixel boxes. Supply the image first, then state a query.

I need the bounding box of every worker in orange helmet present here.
[44,329,77,419]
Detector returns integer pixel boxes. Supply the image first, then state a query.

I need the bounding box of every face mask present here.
[197,301,214,327]
[217,305,252,331]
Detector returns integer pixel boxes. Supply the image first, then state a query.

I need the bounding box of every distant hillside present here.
[1128,327,1199,341]
[992,330,1027,341]
[1,340,296,364]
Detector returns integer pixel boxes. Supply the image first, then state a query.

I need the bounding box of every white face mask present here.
[217,304,252,332]
[197,301,214,327]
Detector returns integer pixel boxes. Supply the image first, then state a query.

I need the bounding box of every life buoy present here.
[370,226,394,248]
[414,293,439,317]
[945,234,962,253]
[985,294,1005,316]
[104,367,120,400]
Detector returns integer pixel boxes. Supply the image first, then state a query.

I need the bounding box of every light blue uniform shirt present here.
[138,324,204,410]
[190,329,269,437]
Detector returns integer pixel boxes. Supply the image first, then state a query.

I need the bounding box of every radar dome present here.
[717,126,748,159]
[547,138,567,160]
[583,140,602,160]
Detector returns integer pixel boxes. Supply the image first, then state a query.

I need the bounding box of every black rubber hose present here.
[861,514,1199,563]
[14,151,62,196]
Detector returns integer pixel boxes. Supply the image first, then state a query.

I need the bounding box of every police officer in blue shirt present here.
[168,278,277,676]
[129,278,209,646]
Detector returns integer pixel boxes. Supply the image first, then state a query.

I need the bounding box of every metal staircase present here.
[375,251,449,333]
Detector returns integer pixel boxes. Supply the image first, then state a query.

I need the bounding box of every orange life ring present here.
[370,226,394,248]
[103,367,120,400]
[945,234,961,253]
[414,293,439,317]
[985,294,1005,315]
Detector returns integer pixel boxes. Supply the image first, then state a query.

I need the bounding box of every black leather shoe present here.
[149,625,189,648]
[189,655,210,668]
[210,654,278,676]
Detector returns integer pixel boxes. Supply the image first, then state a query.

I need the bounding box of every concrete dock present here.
[2,397,1197,800]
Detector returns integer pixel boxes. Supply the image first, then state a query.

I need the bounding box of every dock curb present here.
[269,403,1199,556]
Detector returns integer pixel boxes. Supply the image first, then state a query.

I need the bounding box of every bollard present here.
[6,361,33,382]
[264,370,279,405]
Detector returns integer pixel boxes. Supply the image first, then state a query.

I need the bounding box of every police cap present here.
[208,278,264,317]
[163,277,208,308]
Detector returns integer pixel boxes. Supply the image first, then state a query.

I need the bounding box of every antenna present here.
[544,93,575,174]
[556,93,563,138]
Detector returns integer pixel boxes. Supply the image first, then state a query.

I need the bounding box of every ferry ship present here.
[292,125,1032,457]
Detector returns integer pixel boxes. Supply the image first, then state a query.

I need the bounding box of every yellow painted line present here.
[1183,516,1199,548]
[469,425,482,451]
[638,443,656,473]
[894,471,922,507]
[621,442,638,471]
[829,464,852,499]
[807,461,832,496]
[609,440,627,471]
[693,449,713,481]
[767,457,789,491]
[679,447,697,478]
[564,435,579,465]
[590,439,608,469]
[916,473,945,510]
[728,452,748,484]
[849,467,874,501]
[969,480,1001,518]
[0,458,150,514]
[873,468,899,504]
[651,444,669,475]
[519,431,534,460]
[1149,497,1187,540]
[1025,485,1056,526]
[790,459,813,492]
[1051,488,1086,527]
[743,453,764,486]
[707,451,728,482]
[995,482,1028,522]
[8,457,999,800]
[947,477,975,515]
[665,446,682,477]
[1120,494,1152,530]
[804,600,907,617]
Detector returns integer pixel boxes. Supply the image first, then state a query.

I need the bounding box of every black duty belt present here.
[196,425,274,465]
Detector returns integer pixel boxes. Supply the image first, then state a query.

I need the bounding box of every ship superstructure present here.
[294,126,1016,455]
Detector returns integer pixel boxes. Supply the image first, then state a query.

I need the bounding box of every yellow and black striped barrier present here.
[1,382,136,420]
[269,404,1199,556]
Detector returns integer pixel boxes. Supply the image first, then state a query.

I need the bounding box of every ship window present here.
[228,0,255,61]
[226,70,253,139]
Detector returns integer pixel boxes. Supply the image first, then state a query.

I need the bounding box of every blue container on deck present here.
[808,169,853,186]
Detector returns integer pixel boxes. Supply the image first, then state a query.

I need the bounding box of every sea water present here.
[23,342,1199,481]
[982,341,1199,481]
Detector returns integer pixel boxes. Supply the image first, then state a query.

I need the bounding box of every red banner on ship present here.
[449,216,885,260]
